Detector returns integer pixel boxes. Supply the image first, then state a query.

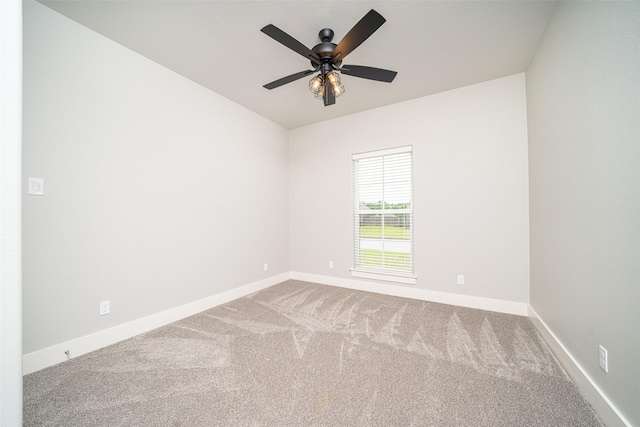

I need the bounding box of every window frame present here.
[350,145,416,285]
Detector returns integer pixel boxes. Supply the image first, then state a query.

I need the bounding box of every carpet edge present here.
[528,306,631,427]
[290,271,529,315]
[22,272,291,375]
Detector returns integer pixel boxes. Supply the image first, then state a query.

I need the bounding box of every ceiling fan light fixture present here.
[326,71,339,85]
[327,71,345,97]
[309,74,324,97]
[331,82,345,97]
[309,71,345,101]
[313,86,325,100]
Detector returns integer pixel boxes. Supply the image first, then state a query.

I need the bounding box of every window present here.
[351,146,415,284]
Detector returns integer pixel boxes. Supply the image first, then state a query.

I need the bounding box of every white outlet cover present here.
[99,300,110,316]
[457,275,465,285]
[598,345,608,373]
[28,177,45,195]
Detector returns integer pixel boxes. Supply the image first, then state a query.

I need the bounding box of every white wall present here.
[527,1,640,425]
[290,74,530,304]
[0,1,23,424]
[22,2,289,355]
[20,1,640,424]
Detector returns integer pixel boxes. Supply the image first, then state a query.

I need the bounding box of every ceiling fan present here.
[261,9,397,107]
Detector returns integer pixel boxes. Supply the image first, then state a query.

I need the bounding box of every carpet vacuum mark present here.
[24,280,603,426]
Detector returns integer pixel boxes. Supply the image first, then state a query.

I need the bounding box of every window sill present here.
[350,269,417,285]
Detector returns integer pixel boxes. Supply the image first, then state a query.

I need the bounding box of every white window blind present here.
[352,146,414,283]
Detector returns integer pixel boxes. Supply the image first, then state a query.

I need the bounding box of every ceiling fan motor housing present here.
[311,28,340,70]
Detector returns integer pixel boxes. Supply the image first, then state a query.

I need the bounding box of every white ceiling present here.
[38,0,557,129]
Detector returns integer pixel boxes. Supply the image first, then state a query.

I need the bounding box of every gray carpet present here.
[24,280,603,426]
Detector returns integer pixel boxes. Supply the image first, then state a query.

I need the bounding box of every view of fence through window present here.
[353,147,413,273]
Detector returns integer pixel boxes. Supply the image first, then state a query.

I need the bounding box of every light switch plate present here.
[28,177,44,195]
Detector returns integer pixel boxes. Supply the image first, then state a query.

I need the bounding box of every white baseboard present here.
[23,272,630,426]
[21,272,527,375]
[23,272,291,375]
[528,306,631,427]
[290,272,528,316]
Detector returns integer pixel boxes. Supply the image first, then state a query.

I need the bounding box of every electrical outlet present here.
[599,345,608,373]
[28,177,45,195]
[263,263,268,272]
[329,261,334,269]
[457,275,464,285]
[99,300,110,316]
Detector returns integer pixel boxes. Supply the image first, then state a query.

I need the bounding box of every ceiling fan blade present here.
[261,24,320,64]
[332,9,386,62]
[324,85,336,106]
[263,70,315,90]
[340,65,397,83]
